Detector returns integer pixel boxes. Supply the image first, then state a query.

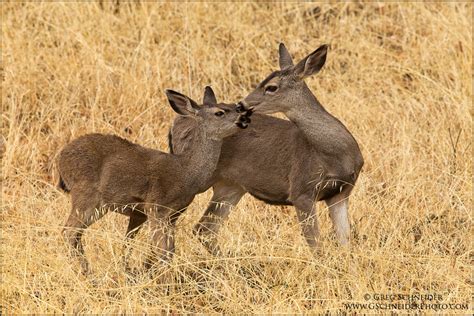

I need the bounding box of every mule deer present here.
[170,44,363,255]
[58,87,251,273]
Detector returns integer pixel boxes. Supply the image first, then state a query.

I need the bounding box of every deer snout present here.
[239,115,251,124]
[236,101,254,120]
[235,113,251,129]
[235,102,246,113]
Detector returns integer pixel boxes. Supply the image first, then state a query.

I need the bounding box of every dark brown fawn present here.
[58,87,251,273]
[170,44,363,255]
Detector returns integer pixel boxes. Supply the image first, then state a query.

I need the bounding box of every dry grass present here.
[1,2,472,314]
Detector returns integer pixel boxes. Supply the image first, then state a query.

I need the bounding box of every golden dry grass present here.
[1,2,472,314]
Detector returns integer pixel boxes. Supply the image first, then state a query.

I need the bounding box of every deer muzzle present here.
[235,105,253,129]
[236,101,254,114]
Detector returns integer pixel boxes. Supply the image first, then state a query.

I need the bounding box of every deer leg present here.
[123,210,148,273]
[292,196,321,254]
[145,216,176,271]
[125,210,148,239]
[62,191,105,274]
[193,181,245,255]
[325,187,352,246]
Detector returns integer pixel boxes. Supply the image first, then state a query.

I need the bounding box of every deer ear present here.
[293,44,328,79]
[279,43,294,70]
[165,90,200,115]
[202,86,217,105]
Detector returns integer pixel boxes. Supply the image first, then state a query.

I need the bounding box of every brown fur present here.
[170,44,363,254]
[58,88,250,273]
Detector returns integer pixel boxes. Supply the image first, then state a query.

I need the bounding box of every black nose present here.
[236,112,251,129]
[239,115,251,124]
[236,122,248,129]
[236,102,247,113]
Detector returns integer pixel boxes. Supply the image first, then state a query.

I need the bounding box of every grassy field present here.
[1,2,472,314]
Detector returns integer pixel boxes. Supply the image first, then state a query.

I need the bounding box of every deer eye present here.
[265,85,278,93]
[215,111,225,117]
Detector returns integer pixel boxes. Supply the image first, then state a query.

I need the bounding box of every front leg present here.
[125,210,148,239]
[193,181,245,255]
[292,196,321,255]
[123,210,148,274]
[145,214,176,271]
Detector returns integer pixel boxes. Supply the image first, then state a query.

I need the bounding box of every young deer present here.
[58,87,251,273]
[170,44,363,255]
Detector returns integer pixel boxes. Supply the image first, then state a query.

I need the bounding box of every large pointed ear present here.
[293,44,328,79]
[202,86,217,105]
[165,90,200,115]
[279,43,294,70]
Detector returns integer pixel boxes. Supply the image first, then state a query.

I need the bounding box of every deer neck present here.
[284,87,356,155]
[178,127,222,192]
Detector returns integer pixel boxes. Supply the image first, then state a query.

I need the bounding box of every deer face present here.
[166,87,251,141]
[199,103,251,139]
[239,44,328,115]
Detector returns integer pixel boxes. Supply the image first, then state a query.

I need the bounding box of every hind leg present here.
[325,186,352,246]
[193,181,245,255]
[62,190,105,274]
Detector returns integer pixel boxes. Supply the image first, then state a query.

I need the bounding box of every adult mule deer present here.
[58,87,251,274]
[170,44,363,255]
